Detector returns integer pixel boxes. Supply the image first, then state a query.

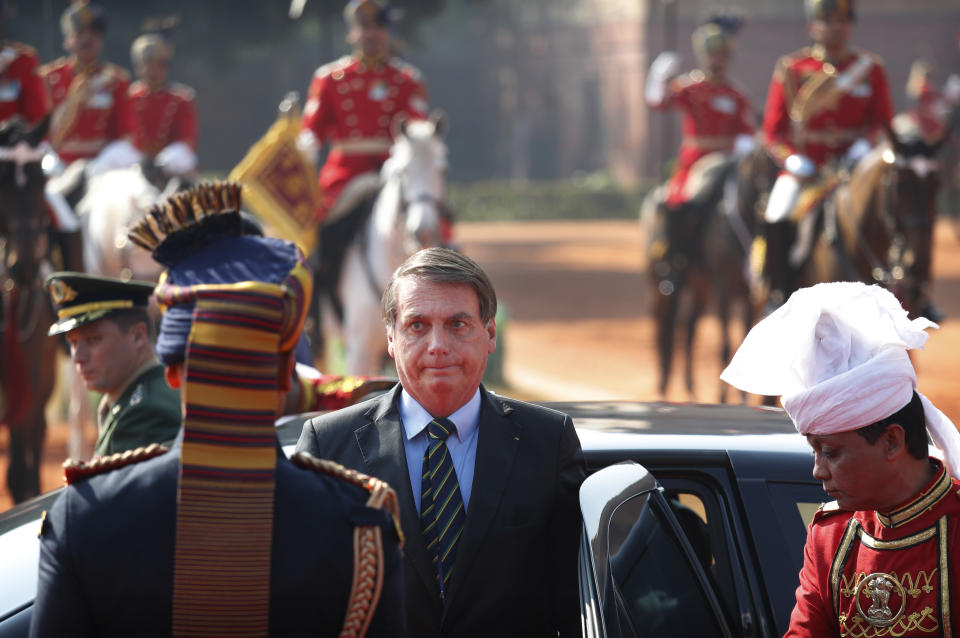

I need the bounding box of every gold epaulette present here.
[812,500,849,523]
[314,56,352,80]
[7,41,38,59]
[63,443,169,485]
[290,451,403,544]
[37,56,68,77]
[388,57,423,82]
[169,82,196,101]
[102,62,131,83]
[291,451,402,638]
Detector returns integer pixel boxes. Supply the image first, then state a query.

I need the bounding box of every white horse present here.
[319,113,448,375]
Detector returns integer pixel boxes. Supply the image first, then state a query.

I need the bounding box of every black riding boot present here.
[762,220,795,309]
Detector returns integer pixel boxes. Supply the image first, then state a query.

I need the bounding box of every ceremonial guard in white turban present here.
[722,281,960,637]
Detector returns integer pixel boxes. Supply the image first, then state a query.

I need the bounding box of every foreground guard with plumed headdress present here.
[722,281,960,637]
[30,182,406,637]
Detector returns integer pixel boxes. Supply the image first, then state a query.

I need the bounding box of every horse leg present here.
[716,286,732,404]
[684,285,707,402]
[653,286,678,400]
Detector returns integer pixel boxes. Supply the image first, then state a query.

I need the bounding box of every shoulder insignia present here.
[388,57,423,81]
[38,57,68,77]
[170,82,196,101]
[8,41,38,59]
[63,442,169,484]
[129,383,144,407]
[812,500,850,523]
[103,63,131,83]
[291,451,404,545]
[292,450,401,638]
[315,56,352,79]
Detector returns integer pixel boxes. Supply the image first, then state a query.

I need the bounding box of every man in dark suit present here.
[31,182,404,637]
[297,247,586,636]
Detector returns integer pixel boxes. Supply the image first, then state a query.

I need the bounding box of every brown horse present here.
[644,155,755,403]
[0,117,59,503]
[796,134,945,316]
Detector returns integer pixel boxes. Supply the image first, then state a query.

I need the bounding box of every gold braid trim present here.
[290,452,403,637]
[63,443,169,484]
[127,181,244,253]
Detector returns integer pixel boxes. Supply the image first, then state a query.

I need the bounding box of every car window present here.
[766,481,829,564]
[659,477,741,631]
[607,492,728,638]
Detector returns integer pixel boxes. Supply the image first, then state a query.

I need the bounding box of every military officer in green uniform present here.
[46,272,181,457]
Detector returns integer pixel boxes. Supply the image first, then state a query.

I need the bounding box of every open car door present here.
[578,461,735,638]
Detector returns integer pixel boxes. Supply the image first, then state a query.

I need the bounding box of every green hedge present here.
[447,175,656,222]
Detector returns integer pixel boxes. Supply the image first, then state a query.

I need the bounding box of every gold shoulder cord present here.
[291,452,403,637]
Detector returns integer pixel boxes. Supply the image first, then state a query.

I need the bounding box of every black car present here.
[0,401,824,636]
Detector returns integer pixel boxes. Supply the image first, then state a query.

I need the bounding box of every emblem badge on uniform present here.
[369,80,388,101]
[854,572,906,628]
[130,384,144,406]
[49,279,79,305]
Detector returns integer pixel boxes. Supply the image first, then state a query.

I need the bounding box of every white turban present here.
[721,282,960,478]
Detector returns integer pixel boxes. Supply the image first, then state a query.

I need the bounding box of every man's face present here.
[66,318,144,396]
[387,277,496,418]
[809,15,852,52]
[65,26,103,65]
[137,58,168,88]
[349,21,390,60]
[807,430,892,511]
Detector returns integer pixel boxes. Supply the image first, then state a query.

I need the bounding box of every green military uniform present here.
[95,363,180,457]
[46,271,183,458]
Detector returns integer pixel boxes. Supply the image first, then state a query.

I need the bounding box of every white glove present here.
[784,153,816,179]
[732,134,756,159]
[844,138,871,167]
[85,139,142,178]
[155,141,198,176]
[646,51,682,106]
[296,129,319,166]
[40,145,65,177]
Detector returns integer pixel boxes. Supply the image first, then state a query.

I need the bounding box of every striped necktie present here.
[419,417,466,600]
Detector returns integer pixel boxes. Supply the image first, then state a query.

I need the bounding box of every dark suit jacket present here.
[296,384,586,637]
[30,444,405,637]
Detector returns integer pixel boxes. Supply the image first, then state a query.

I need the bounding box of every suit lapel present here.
[443,387,520,612]
[353,386,438,597]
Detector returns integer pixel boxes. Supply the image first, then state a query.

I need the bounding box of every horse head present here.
[384,110,448,254]
[0,116,49,287]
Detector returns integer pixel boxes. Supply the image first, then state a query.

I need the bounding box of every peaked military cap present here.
[45,272,155,336]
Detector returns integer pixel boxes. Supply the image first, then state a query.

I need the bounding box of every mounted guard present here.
[757,0,893,309]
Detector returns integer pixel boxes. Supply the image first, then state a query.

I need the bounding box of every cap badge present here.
[50,280,78,305]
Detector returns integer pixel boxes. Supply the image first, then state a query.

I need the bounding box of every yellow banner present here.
[229,115,319,255]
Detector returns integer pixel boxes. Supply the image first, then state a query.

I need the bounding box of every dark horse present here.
[791,134,945,316]
[0,116,59,503]
[644,154,756,403]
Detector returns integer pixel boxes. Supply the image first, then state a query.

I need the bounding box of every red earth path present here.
[3,218,960,511]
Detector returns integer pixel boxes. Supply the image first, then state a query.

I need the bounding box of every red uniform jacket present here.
[0,42,50,126]
[649,70,754,207]
[301,54,428,219]
[128,81,197,156]
[40,57,133,163]
[786,459,960,637]
[763,46,893,170]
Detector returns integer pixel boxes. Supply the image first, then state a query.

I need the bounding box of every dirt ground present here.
[3,217,960,511]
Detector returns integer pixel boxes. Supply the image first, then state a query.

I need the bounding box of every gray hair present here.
[382,247,497,327]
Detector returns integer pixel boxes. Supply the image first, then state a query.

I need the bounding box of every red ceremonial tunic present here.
[0,41,50,126]
[40,57,133,163]
[648,70,754,208]
[763,46,893,170]
[785,459,960,637]
[128,81,197,156]
[301,54,428,220]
